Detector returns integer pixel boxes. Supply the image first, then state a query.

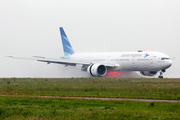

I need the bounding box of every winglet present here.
[59,27,74,58]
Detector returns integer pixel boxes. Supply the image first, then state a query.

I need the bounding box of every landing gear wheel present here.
[158,70,165,79]
[158,76,163,79]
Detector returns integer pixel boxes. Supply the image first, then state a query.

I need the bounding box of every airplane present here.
[7,27,172,78]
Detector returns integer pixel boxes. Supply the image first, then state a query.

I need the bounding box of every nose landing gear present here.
[158,69,165,79]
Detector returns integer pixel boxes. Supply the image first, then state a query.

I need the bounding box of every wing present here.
[6,56,119,67]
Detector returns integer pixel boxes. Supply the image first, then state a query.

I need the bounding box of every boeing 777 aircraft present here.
[7,27,172,78]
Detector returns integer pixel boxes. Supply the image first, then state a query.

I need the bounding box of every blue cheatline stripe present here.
[65,45,74,52]
[62,36,73,47]
[59,27,74,57]
[63,45,74,54]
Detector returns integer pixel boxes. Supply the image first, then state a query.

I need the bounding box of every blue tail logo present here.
[60,27,74,58]
[144,53,149,58]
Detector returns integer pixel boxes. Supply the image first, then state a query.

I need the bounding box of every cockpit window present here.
[161,57,170,60]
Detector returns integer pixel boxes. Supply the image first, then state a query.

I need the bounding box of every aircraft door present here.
[132,58,138,70]
[150,56,156,64]
[150,59,153,64]
[132,58,135,64]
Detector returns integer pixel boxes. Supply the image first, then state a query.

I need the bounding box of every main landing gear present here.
[158,69,165,79]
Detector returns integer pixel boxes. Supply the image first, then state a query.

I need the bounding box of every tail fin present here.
[59,27,74,58]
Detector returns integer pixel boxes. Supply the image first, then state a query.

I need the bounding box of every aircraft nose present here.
[166,60,172,69]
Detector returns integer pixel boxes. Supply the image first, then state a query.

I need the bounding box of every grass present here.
[0,78,180,119]
[0,96,180,120]
[0,78,180,99]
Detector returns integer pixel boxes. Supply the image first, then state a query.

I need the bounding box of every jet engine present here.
[140,71,157,76]
[87,64,107,77]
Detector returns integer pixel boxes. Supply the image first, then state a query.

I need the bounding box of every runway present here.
[1,95,180,103]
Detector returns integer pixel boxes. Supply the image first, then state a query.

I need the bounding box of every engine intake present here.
[87,64,107,77]
[140,71,157,76]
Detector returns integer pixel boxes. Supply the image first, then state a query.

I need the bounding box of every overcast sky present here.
[0,0,180,78]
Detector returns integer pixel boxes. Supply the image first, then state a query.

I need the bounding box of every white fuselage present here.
[71,51,172,72]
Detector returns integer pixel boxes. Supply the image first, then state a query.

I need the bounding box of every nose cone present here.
[166,60,172,69]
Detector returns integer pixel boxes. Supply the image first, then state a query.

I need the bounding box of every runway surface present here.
[1,95,180,103]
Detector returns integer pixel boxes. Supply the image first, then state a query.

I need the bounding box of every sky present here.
[0,0,180,78]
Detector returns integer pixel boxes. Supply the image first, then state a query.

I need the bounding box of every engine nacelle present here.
[87,64,107,77]
[140,71,157,76]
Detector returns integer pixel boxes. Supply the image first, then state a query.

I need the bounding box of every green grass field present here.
[0,96,180,120]
[0,78,180,119]
[0,78,180,99]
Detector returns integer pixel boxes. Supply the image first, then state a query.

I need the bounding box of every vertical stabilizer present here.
[59,27,74,58]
